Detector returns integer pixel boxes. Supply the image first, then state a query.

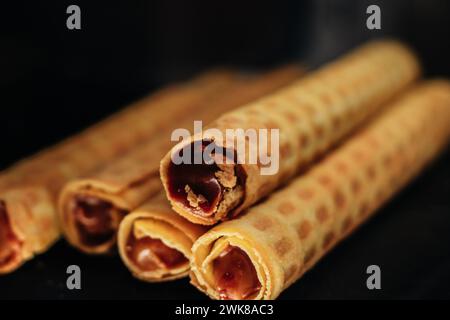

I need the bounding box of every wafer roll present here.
[0,187,58,273]
[118,193,207,282]
[58,66,305,254]
[190,80,450,300]
[0,70,238,274]
[161,40,420,225]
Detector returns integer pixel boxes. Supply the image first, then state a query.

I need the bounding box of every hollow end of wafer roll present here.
[118,204,207,282]
[118,214,189,282]
[59,181,130,254]
[161,137,248,226]
[190,226,283,300]
[0,200,23,273]
[0,188,59,274]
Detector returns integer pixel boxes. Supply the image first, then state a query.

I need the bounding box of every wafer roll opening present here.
[166,139,247,225]
[190,227,283,300]
[72,195,127,248]
[125,233,188,272]
[61,191,128,254]
[118,209,203,282]
[0,201,22,272]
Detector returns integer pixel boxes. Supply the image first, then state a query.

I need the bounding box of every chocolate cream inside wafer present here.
[73,195,127,247]
[167,140,246,220]
[0,201,21,267]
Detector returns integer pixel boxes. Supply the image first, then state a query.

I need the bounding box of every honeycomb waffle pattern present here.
[190,81,450,300]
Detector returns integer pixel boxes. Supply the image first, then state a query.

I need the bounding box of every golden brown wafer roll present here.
[118,193,207,282]
[58,66,305,254]
[0,187,58,273]
[190,80,450,300]
[0,70,238,274]
[160,40,421,225]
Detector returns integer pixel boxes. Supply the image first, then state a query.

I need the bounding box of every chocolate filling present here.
[212,245,261,300]
[167,140,246,218]
[73,195,127,247]
[126,233,187,271]
[0,201,21,267]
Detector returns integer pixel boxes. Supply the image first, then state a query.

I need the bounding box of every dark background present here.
[1,0,449,299]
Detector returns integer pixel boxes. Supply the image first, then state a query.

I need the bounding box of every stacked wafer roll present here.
[58,66,304,254]
[0,70,238,274]
[117,193,208,282]
[160,40,421,225]
[189,80,450,300]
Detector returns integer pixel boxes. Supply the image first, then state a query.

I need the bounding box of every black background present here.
[1,0,450,299]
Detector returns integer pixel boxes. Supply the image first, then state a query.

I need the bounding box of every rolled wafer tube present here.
[118,193,207,282]
[58,66,305,254]
[0,70,239,274]
[190,80,450,300]
[160,40,421,225]
[0,188,58,274]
